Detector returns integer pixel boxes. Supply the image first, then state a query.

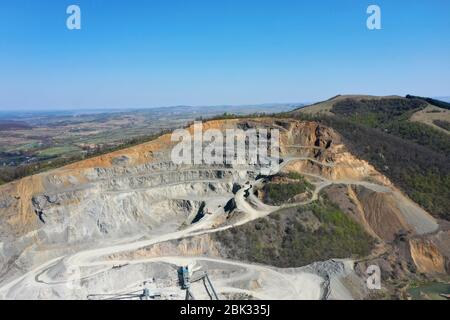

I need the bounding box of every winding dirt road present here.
[0,156,438,299]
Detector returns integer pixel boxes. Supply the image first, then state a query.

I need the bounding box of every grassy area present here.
[263,173,313,205]
[285,171,311,181]
[433,120,450,132]
[213,199,375,267]
[37,146,81,158]
[10,141,41,152]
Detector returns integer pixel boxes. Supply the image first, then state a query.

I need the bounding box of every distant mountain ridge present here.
[406,95,450,110]
[434,96,450,103]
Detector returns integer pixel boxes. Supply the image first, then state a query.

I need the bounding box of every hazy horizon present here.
[1,94,450,112]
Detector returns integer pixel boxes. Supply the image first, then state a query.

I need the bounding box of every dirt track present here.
[0,153,438,299]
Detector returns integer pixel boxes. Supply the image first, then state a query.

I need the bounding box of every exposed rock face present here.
[409,238,446,274]
[0,118,447,300]
[353,186,411,242]
[323,184,380,239]
[432,230,450,273]
[0,119,271,284]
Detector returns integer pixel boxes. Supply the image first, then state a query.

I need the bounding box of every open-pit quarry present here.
[0,118,448,300]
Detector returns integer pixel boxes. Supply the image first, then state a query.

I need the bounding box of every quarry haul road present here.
[37,256,325,300]
[0,156,438,299]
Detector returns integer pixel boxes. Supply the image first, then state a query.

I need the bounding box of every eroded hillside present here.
[0,118,448,300]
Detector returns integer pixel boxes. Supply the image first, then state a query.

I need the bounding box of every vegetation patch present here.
[262,173,313,205]
[433,120,450,132]
[331,98,450,155]
[284,171,311,181]
[213,199,375,268]
[37,146,81,158]
[406,95,450,110]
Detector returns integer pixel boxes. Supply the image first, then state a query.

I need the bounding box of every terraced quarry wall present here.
[0,118,448,300]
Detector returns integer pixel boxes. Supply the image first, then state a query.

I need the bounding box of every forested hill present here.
[289,95,450,221]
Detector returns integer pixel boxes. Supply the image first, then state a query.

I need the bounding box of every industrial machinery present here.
[87,280,161,300]
[178,266,219,300]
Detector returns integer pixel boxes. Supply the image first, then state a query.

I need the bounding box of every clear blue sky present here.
[0,0,449,110]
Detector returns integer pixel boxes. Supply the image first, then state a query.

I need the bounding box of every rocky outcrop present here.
[353,186,411,242]
[409,238,446,274]
[0,117,447,298]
